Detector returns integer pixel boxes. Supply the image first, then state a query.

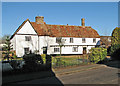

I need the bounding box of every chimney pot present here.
[81,18,85,26]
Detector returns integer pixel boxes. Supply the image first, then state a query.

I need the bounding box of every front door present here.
[43,47,47,54]
[83,47,86,54]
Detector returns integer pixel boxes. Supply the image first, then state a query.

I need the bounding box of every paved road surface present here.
[14,65,119,84]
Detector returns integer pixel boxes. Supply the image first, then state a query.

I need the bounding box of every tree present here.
[56,37,65,58]
[2,36,13,61]
[111,27,120,60]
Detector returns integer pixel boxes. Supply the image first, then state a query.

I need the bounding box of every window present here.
[108,37,111,42]
[93,38,96,43]
[82,38,86,43]
[25,36,31,41]
[24,48,29,54]
[73,47,78,52]
[56,37,61,43]
[54,48,60,52]
[70,38,73,43]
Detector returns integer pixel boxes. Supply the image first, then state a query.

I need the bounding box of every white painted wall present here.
[43,37,100,55]
[49,37,100,46]
[15,35,38,57]
[17,21,37,35]
[10,35,16,51]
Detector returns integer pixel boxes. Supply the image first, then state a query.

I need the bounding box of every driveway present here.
[11,64,119,85]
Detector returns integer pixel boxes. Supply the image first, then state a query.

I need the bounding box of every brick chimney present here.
[81,18,85,26]
[35,16,44,24]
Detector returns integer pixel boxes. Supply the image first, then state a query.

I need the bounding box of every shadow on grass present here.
[2,55,64,86]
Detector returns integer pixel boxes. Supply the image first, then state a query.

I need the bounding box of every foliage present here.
[111,44,120,60]
[89,48,107,63]
[52,56,89,68]
[111,27,120,60]
[111,27,120,46]
[23,53,44,71]
[2,36,13,61]
[9,60,23,70]
[13,54,18,59]
[41,54,46,64]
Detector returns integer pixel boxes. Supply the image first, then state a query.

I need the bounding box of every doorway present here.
[83,47,87,54]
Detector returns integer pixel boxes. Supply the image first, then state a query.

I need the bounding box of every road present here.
[14,65,119,85]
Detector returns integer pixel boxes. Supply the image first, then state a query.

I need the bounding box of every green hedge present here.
[89,48,107,63]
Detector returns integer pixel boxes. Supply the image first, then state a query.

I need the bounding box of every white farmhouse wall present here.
[15,35,38,57]
[17,21,37,34]
[49,37,100,46]
[46,37,100,55]
[11,35,16,51]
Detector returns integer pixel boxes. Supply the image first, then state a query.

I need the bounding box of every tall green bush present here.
[89,48,107,63]
[111,27,120,60]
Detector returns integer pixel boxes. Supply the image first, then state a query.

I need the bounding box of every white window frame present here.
[54,48,60,52]
[72,47,78,52]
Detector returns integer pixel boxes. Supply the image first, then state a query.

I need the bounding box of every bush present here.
[41,54,46,64]
[9,60,23,70]
[89,48,107,63]
[23,53,44,71]
[111,44,120,60]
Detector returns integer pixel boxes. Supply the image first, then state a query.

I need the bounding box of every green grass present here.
[52,56,89,68]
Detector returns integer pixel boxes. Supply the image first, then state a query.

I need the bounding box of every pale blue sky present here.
[2,2,118,36]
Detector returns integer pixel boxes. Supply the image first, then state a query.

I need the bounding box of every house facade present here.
[11,16,100,57]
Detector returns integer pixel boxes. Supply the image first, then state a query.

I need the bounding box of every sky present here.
[2,2,118,37]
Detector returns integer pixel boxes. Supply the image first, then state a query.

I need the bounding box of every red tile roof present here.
[11,19,100,39]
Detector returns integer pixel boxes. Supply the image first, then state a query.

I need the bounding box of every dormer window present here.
[25,36,31,41]
[70,38,73,43]
[82,38,86,43]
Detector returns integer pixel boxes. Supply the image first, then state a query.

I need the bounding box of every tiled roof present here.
[11,19,100,39]
[31,22,100,38]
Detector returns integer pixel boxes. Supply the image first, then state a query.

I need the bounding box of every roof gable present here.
[17,20,37,35]
[11,19,37,39]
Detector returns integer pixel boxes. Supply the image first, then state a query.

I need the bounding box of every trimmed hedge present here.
[89,48,107,63]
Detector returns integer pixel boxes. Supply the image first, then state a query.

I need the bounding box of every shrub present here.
[41,54,46,64]
[9,60,23,70]
[111,44,120,60]
[89,48,107,63]
[23,53,44,71]
[111,27,120,60]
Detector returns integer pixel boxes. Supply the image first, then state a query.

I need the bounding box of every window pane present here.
[25,36,31,41]
[24,48,29,54]
[73,47,78,52]
[70,38,73,43]
[54,48,60,52]
[56,37,61,43]
[82,38,86,43]
[93,38,96,43]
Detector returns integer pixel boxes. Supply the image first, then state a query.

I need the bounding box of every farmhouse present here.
[11,16,100,57]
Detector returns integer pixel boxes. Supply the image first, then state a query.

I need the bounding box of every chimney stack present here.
[35,16,44,24]
[81,18,85,26]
